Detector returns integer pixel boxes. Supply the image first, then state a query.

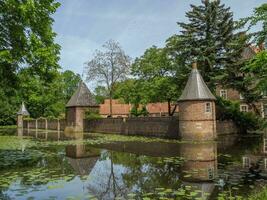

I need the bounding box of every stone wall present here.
[22,117,238,139]
[216,120,238,135]
[84,117,180,139]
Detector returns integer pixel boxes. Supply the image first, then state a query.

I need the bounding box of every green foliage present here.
[244,3,267,44]
[130,105,149,117]
[171,0,238,88]
[94,86,109,104]
[0,0,61,125]
[61,70,81,103]
[85,109,102,120]
[126,47,180,115]
[242,50,267,95]
[216,97,266,133]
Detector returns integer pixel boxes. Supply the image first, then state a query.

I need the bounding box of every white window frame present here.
[205,102,212,113]
[240,105,248,112]
[242,156,250,168]
[240,94,244,100]
[220,90,227,99]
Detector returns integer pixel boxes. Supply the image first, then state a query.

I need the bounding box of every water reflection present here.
[65,145,100,176]
[1,129,267,199]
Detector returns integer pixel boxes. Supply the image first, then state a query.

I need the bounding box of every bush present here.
[216,97,267,133]
[130,105,149,117]
[85,109,102,120]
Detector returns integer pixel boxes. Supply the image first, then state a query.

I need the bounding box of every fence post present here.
[27,120,29,135]
[45,118,48,130]
[57,119,60,140]
[35,119,38,138]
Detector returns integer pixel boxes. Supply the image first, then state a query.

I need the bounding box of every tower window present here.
[220,90,227,99]
[205,102,212,113]
[240,105,248,112]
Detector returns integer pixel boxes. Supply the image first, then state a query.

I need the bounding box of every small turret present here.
[17,102,30,129]
[178,63,216,141]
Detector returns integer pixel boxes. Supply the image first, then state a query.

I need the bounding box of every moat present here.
[0,128,267,200]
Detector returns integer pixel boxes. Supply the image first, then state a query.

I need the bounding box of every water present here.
[0,128,267,200]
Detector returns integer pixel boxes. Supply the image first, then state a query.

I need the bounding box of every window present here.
[240,105,248,112]
[242,157,250,168]
[205,102,212,113]
[240,94,244,100]
[207,167,214,180]
[220,90,227,99]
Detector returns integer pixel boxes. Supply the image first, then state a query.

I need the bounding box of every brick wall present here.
[22,118,238,139]
[84,117,180,139]
[179,101,216,140]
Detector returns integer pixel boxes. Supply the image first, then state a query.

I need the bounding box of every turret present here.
[178,63,216,141]
[17,102,30,129]
[65,81,99,133]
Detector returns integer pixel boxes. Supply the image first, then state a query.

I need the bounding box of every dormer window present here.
[205,102,212,113]
[220,90,227,99]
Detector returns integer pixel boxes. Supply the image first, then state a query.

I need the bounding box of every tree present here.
[85,40,131,117]
[61,70,81,103]
[131,46,180,116]
[245,3,267,45]
[94,86,109,104]
[169,0,237,89]
[0,0,61,125]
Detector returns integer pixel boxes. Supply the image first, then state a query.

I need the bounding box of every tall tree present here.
[169,0,237,89]
[0,0,61,124]
[85,40,131,117]
[131,46,179,116]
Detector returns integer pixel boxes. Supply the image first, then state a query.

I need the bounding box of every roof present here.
[67,157,98,176]
[178,65,216,102]
[66,81,98,107]
[242,46,257,60]
[17,102,30,116]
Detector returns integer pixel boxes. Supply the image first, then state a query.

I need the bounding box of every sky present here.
[53,0,265,76]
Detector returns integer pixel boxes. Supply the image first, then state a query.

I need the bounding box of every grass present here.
[247,188,267,200]
[0,125,16,129]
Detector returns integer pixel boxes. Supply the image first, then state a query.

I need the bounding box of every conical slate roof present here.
[66,81,98,107]
[67,157,98,176]
[178,64,216,102]
[17,102,30,116]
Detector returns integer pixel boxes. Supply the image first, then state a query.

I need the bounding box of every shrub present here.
[216,97,267,133]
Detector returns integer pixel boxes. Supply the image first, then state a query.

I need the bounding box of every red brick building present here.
[99,99,178,118]
[215,45,267,119]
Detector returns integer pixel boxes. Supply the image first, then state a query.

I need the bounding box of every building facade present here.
[215,44,267,119]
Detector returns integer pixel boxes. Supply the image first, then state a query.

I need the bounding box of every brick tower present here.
[17,102,30,129]
[65,81,98,133]
[178,63,216,141]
